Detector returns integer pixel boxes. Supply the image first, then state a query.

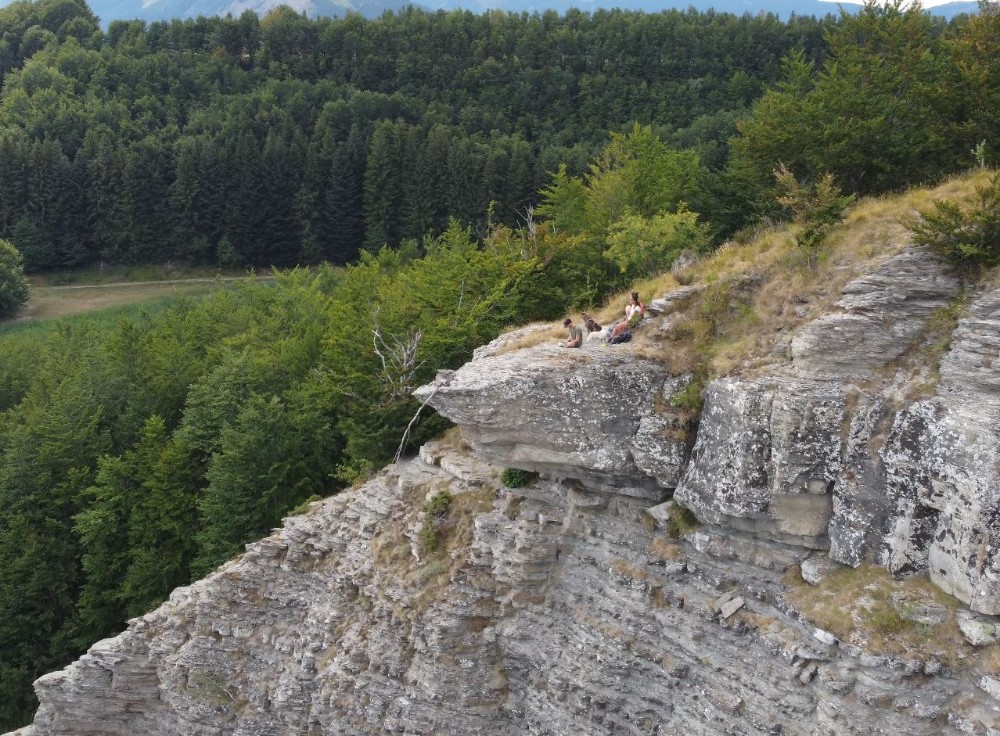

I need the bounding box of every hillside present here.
[9,173,1000,735]
[6,0,981,25]
[0,1,996,729]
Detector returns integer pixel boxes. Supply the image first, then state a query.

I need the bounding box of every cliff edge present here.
[9,190,1000,735]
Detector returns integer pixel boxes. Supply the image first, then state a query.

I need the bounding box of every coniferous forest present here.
[0,0,997,727]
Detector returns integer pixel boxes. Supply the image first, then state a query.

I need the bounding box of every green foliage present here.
[288,494,323,516]
[419,490,452,553]
[533,126,710,295]
[0,3,994,728]
[536,164,589,235]
[0,240,30,318]
[728,0,980,232]
[216,237,241,269]
[0,6,832,270]
[666,503,700,539]
[604,206,711,279]
[668,381,704,413]
[500,467,535,489]
[773,164,854,252]
[909,173,1000,269]
[11,217,47,272]
[867,604,914,635]
[193,393,336,576]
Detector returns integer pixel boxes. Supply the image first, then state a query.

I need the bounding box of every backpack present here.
[608,329,632,345]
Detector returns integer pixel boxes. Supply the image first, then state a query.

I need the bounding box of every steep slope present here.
[9,179,1000,735]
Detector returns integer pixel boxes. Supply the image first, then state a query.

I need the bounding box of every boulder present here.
[801,555,846,586]
[957,610,999,647]
[415,346,691,499]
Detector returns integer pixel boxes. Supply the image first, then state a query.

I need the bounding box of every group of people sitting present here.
[562,292,645,348]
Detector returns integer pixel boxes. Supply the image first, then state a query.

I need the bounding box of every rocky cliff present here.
[9,234,1000,734]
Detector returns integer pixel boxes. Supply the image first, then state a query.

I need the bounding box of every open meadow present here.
[3,272,273,333]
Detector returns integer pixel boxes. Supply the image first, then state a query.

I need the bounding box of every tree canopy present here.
[0,239,29,317]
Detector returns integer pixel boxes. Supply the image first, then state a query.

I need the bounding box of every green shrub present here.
[666,503,699,539]
[501,467,535,488]
[288,495,323,516]
[0,239,30,319]
[867,605,914,635]
[419,491,453,553]
[774,165,854,255]
[423,490,453,518]
[669,381,703,413]
[909,173,1000,270]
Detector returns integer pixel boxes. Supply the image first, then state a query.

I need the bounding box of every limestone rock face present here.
[674,377,844,548]
[13,244,1000,735]
[15,445,1000,736]
[878,289,1000,614]
[669,247,1000,614]
[790,249,961,378]
[414,345,692,499]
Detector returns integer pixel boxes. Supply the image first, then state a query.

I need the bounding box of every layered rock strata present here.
[11,244,1000,735]
[414,346,693,498]
[14,442,1000,735]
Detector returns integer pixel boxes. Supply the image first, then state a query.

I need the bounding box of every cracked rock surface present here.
[13,443,1000,735]
[11,244,1000,735]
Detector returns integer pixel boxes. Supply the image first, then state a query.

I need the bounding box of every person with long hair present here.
[608,291,644,342]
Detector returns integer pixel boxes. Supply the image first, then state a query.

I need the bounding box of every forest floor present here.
[15,273,272,323]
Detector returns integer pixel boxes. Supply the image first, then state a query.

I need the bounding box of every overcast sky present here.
[818,0,963,8]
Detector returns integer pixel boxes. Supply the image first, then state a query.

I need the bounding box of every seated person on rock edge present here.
[608,292,645,342]
[563,317,583,348]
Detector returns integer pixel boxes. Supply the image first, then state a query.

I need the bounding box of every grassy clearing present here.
[20,282,220,322]
[0,297,177,339]
[783,563,1000,667]
[5,274,270,331]
[30,263,258,286]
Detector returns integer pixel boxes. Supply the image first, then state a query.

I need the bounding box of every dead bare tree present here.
[394,375,452,464]
[371,308,425,401]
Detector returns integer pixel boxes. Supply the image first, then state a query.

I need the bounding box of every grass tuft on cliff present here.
[784,563,1000,670]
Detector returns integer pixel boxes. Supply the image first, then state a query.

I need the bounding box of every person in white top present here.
[608,291,644,341]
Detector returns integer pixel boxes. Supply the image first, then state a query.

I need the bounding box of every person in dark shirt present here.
[563,317,583,348]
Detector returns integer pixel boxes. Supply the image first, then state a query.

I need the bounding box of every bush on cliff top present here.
[910,172,1000,270]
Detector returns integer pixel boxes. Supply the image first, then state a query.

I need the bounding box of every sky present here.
[818,0,968,7]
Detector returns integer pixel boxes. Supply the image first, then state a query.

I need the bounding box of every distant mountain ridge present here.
[0,0,980,24]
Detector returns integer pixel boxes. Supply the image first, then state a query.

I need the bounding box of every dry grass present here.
[494,322,566,354]
[735,610,778,633]
[611,558,651,582]
[492,173,990,395]
[593,272,681,325]
[443,488,496,556]
[587,172,988,379]
[649,536,684,561]
[437,425,469,451]
[785,564,971,666]
[368,428,502,622]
